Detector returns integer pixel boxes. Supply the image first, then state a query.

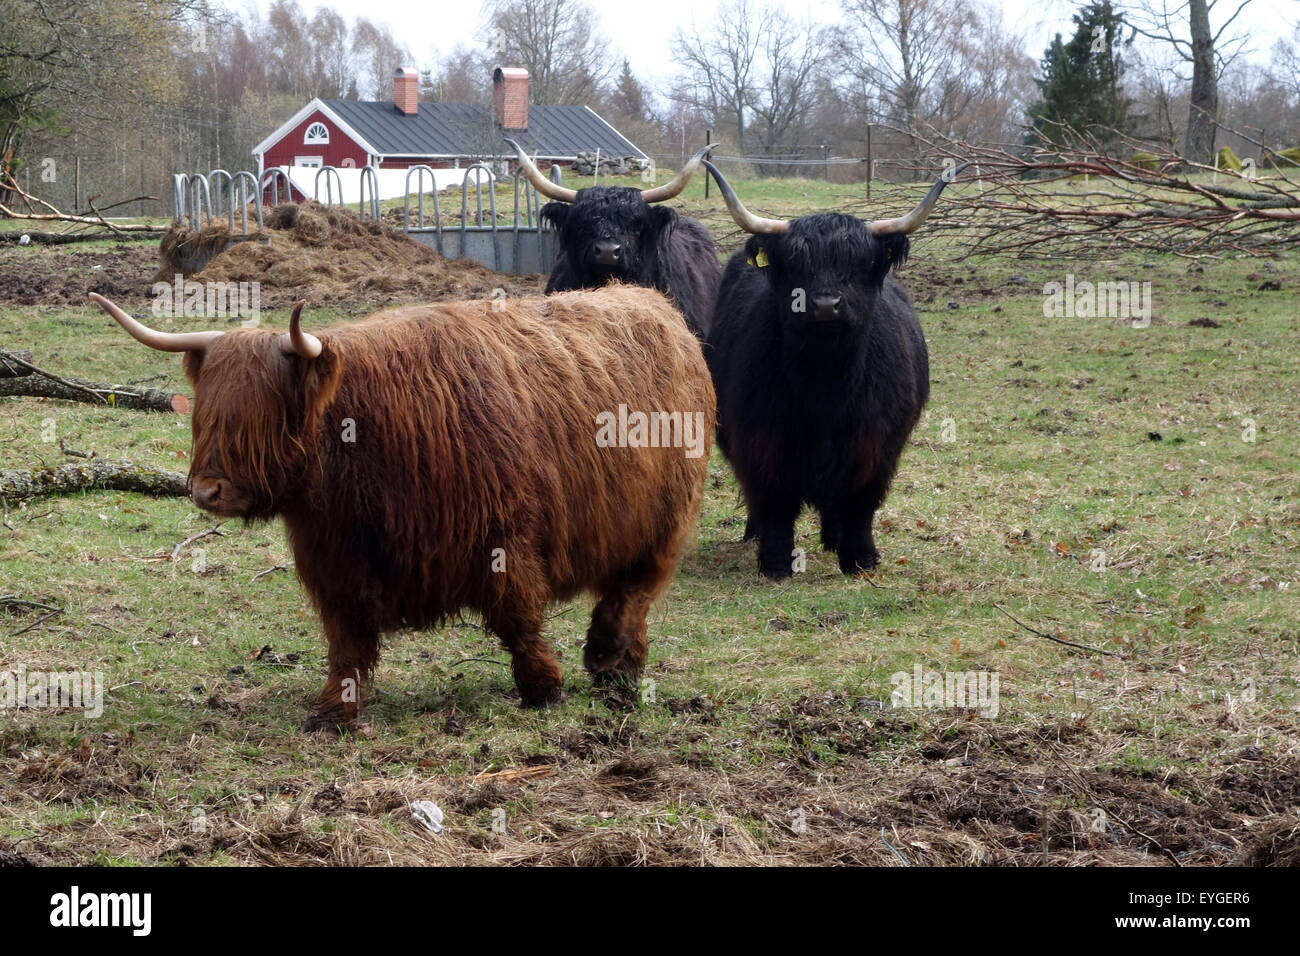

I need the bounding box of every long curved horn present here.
[703,160,789,235]
[640,143,716,203]
[280,300,321,358]
[505,138,578,203]
[868,162,970,236]
[90,293,223,352]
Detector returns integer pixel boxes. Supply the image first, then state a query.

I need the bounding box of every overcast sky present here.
[251,0,1297,89]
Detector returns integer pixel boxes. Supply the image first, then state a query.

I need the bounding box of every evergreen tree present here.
[1028,1,1131,147]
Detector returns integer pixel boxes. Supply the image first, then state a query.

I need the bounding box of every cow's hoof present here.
[840,550,880,574]
[301,710,348,734]
[583,641,625,675]
[759,563,793,581]
[592,668,641,690]
[519,684,564,710]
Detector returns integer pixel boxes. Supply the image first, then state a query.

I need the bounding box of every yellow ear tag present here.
[752,248,769,268]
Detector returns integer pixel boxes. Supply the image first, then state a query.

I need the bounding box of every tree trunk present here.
[1183,0,1218,164]
[0,460,188,500]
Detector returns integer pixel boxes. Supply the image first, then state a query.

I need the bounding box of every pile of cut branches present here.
[867,122,1300,259]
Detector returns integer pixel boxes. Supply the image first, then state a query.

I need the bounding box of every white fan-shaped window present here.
[304,122,329,145]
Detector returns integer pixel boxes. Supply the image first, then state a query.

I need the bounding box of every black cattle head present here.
[507,139,713,283]
[704,160,968,329]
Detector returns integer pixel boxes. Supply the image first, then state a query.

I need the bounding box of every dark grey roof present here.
[323,100,645,160]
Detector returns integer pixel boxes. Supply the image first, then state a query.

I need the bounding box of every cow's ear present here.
[540,202,569,229]
[872,233,911,284]
[298,341,344,429]
[744,235,779,281]
[650,205,677,234]
[182,350,205,386]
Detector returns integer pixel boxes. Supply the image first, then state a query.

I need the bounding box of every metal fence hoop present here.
[172,174,190,226]
[314,165,344,205]
[188,175,212,230]
[207,169,234,228]
[358,164,380,220]
[459,163,498,270]
[232,171,261,235]
[260,168,292,207]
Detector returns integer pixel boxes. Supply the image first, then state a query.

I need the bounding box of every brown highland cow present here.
[90,285,715,732]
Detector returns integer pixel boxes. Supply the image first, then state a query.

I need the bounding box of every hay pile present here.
[155,201,544,314]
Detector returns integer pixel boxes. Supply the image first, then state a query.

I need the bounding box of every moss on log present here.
[0,460,188,499]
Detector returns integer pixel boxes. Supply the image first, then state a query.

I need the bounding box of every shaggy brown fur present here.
[177,283,715,731]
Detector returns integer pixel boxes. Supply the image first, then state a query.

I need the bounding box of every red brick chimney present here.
[493,67,529,129]
[393,66,418,115]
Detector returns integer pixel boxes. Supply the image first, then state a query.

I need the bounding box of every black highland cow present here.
[507,139,721,338]
[703,160,966,580]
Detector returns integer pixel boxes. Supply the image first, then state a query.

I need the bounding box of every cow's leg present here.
[836,475,891,574]
[819,506,842,552]
[485,603,563,709]
[303,614,380,733]
[751,494,802,580]
[585,550,676,686]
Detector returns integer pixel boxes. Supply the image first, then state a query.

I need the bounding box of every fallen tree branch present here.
[170,524,225,563]
[251,563,292,582]
[867,120,1300,258]
[993,604,1119,657]
[0,460,188,499]
[0,596,63,613]
[0,350,33,378]
[0,229,166,245]
[1,172,161,235]
[10,607,63,637]
[0,349,106,403]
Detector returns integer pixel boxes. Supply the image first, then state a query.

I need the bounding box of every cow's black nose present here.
[191,479,224,510]
[595,241,622,266]
[812,294,843,319]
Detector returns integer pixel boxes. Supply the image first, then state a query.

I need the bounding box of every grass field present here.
[0,185,1297,865]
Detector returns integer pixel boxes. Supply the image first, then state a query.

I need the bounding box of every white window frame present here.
[294,156,324,168]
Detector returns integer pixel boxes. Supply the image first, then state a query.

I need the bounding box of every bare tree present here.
[0,0,209,188]
[1123,0,1257,162]
[482,0,613,106]
[307,8,353,99]
[1275,23,1300,100]
[671,0,828,158]
[838,0,976,134]
[352,17,412,100]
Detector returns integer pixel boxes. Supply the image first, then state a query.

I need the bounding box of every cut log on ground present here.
[0,348,188,412]
[0,460,188,499]
[0,374,189,412]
